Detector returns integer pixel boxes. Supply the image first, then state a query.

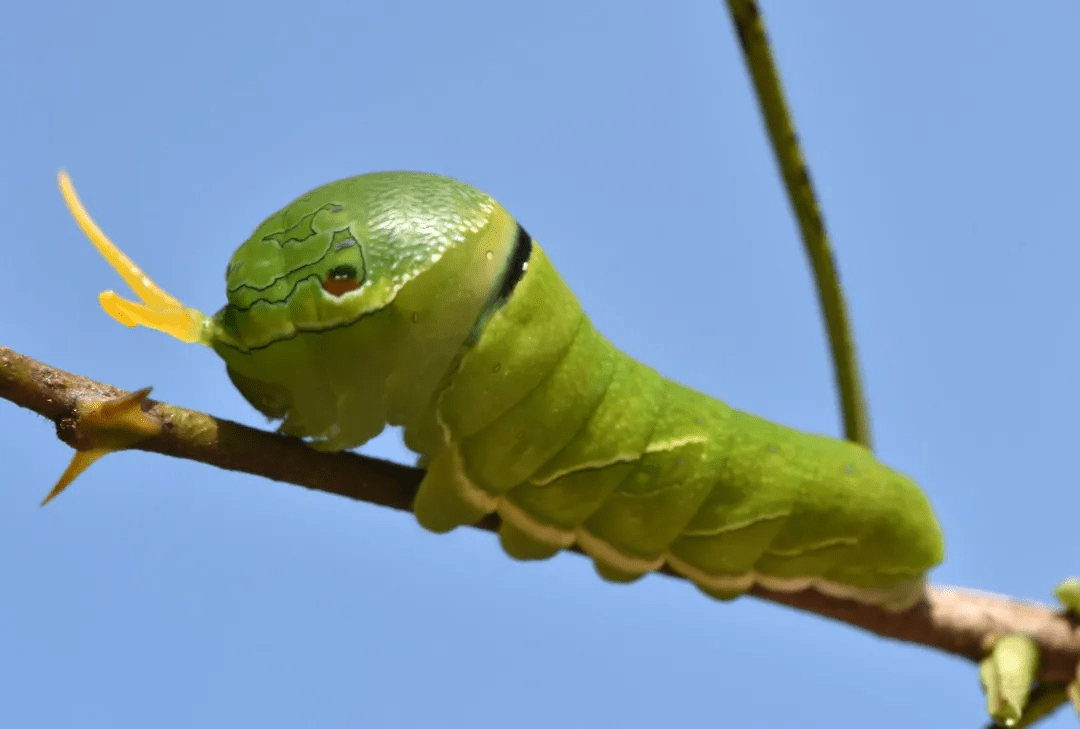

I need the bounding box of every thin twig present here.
[724,0,873,449]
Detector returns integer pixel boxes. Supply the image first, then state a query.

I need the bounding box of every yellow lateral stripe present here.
[493,489,925,610]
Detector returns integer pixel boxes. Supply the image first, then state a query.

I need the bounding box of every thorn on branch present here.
[42,386,160,505]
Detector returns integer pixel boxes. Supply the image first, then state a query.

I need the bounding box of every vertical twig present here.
[724,0,873,449]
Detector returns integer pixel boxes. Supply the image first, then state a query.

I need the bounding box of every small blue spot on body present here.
[335,238,357,250]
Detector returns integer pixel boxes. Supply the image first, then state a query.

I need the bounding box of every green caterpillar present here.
[56,170,944,611]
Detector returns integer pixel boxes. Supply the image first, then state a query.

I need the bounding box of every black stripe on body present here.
[495,224,533,303]
[461,223,535,348]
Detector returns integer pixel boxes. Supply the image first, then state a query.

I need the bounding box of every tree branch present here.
[3,344,1078,683]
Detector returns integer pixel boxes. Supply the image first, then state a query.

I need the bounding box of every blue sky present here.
[3,1,1078,727]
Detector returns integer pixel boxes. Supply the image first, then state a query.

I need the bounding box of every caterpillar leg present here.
[497,518,563,561]
[412,445,496,533]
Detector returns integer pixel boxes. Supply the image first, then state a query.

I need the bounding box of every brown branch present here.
[3,344,1078,683]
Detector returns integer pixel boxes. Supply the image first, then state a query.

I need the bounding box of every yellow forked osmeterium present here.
[57,171,210,344]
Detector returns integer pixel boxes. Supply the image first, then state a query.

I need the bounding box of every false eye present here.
[323,264,361,296]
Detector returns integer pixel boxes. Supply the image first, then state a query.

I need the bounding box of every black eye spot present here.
[323,264,360,296]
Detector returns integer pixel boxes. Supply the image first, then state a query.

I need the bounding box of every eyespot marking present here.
[323,264,361,296]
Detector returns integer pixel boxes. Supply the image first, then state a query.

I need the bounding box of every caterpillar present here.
[57,170,944,611]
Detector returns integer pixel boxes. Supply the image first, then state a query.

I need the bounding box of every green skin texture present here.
[209,171,944,610]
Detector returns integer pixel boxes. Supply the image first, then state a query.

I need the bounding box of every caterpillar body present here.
[60,171,944,610]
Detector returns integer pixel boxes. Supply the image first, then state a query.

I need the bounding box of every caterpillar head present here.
[59,171,525,451]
